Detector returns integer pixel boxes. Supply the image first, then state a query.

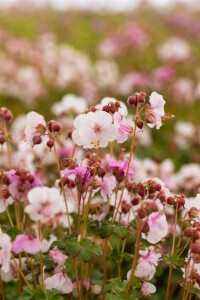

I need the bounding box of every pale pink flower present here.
[142,281,156,295]
[113,112,131,143]
[138,246,161,267]
[50,247,68,265]
[45,271,73,294]
[72,111,117,148]
[12,234,41,254]
[25,111,46,146]
[146,92,166,129]
[135,261,155,280]
[0,230,12,273]
[144,212,168,244]
[25,187,63,223]
[100,175,116,201]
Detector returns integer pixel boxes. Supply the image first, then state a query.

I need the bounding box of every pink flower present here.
[50,247,68,265]
[142,281,156,295]
[45,271,73,294]
[62,166,92,190]
[25,111,46,146]
[72,111,117,148]
[138,246,161,267]
[25,187,63,223]
[100,175,116,201]
[145,92,166,129]
[12,234,41,254]
[113,112,131,143]
[144,212,168,244]
[0,230,12,273]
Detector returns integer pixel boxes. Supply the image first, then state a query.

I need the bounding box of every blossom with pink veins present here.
[25,187,64,223]
[0,230,12,273]
[146,92,166,130]
[45,271,73,294]
[113,112,132,143]
[50,247,68,265]
[144,212,168,244]
[12,234,41,254]
[141,281,156,295]
[99,175,116,201]
[72,111,117,148]
[24,111,46,146]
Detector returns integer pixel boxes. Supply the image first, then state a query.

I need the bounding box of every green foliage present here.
[51,236,102,262]
[19,286,63,300]
[105,278,135,300]
[99,220,132,240]
[162,250,184,267]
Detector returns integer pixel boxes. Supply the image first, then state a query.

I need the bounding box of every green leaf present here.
[6,226,22,240]
[162,250,184,266]
[99,221,115,238]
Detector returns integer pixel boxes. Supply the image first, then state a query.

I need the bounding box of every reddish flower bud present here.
[33,135,42,145]
[138,207,147,219]
[167,197,175,205]
[131,197,140,206]
[136,120,144,129]
[47,140,54,149]
[47,120,61,133]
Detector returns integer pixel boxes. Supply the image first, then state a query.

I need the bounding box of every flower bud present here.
[33,135,42,145]
[47,120,61,133]
[138,207,147,219]
[127,95,138,106]
[136,120,144,129]
[47,139,54,149]
[191,243,200,254]
[189,207,199,218]
[167,196,175,205]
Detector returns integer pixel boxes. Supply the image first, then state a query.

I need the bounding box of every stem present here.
[165,201,179,300]
[112,108,139,222]
[0,272,5,300]
[81,148,99,237]
[103,238,108,298]
[73,257,82,300]
[12,254,33,290]
[38,221,44,288]
[53,142,72,234]
[126,224,141,294]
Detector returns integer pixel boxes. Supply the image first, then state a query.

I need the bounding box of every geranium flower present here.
[25,187,63,223]
[145,92,166,129]
[12,234,41,254]
[142,281,156,295]
[72,111,117,148]
[113,112,132,143]
[0,230,12,273]
[144,212,168,244]
[45,271,73,294]
[25,111,46,146]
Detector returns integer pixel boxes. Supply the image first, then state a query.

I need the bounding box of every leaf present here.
[99,221,115,238]
[6,226,22,240]
[114,223,131,240]
[162,250,184,267]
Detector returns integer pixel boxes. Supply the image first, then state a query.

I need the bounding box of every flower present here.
[25,187,63,223]
[99,175,116,201]
[113,112,131,143]
[50,247,68,265]
[0,230,12,273]
[72,111,117,148]
[24,111,46,146]
[141,281,156,295]
[12,234,41,254]
[145,92,166,129]
[45,271,73,294]
[144,212,168,244]
[52,94,87,115]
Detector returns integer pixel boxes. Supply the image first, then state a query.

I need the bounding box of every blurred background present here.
[0,0,200,169]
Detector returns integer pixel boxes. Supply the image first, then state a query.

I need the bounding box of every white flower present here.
[72,111,117,148]
[52,94,87,115]
[25,187,63,223]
